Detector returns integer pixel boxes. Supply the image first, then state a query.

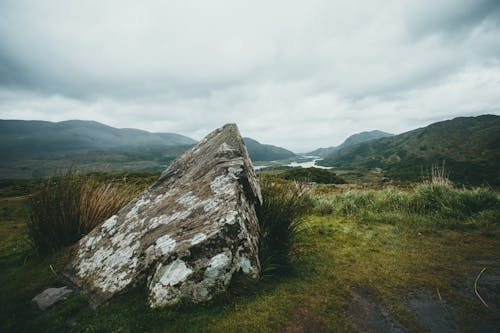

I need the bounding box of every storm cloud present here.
[1,0,499,151]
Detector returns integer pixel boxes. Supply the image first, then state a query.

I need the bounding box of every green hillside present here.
[243,137,295,161]
[318,115,500,185]
[0,120,296,178]
[0,119,196,160]
[310,130,393,157]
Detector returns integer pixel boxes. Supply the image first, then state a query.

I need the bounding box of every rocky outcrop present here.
[32,287,73,311]
[64,124,262,308]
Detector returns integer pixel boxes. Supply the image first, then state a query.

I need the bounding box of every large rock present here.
[64,124,262,307]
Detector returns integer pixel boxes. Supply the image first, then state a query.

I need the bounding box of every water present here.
[287,158,333,169]
[254,156,334,170]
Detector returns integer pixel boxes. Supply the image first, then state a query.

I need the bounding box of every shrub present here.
[280,167,346,184]
[27,170,137,254]
[258,176,312,276]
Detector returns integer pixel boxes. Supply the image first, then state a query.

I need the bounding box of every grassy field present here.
[0,175,499,332]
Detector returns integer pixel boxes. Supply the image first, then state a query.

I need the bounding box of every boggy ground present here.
[0,182,499,332]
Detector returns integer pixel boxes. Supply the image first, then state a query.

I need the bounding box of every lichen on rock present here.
[64,124,261,307]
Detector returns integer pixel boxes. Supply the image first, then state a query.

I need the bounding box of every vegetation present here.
[27,170,140,254]
[313,182,499,234]
[0,170,499,332]
[279,167,346,184]
[243,137,296,161]
[309,130,393,157]
[319,115,500,186]
[0,120,298,179]
[258,176,312,275]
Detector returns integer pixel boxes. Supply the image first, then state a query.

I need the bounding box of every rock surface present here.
[64,124,262,307]
[32,287,73,311]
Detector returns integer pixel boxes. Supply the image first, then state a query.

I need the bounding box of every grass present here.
[258,176,312,275]
[27,170,141,254]
[0,174,499,332]
[278,167,346,184]
[312,182,499,235]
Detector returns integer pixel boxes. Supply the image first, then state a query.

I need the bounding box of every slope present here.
[309,130,393,157]
[243,137,295,161]
[318,115,500,185]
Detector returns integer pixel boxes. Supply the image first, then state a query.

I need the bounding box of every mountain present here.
[318,115,500,185]
[243,137,295,161]
[0,119,196,160]
[309,130,393,157]
[0,120,296,178]
[0,119,198,178]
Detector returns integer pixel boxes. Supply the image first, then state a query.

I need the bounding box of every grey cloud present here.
[405,0,500,39]
[0,0,499,151]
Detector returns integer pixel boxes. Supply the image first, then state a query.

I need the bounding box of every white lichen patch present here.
[176,191,199,207]
[77,247,113,277]
[102,215,118,232]
[76,239,140,295]
[98,271,131,294]
[190,233,207,245]
[158,259,193,286]
[123,218,145,234]
[153,189,178,204]
[155,235,176,255]
[224,210,239,225]
[202,198,220,213]
[210,174,235,196]
[239,256,253,274]
[126,195,151,219]
[84,234,103,250]
[119,231,140,247]
[218,142,235,153]
[204,252,232,286]
[227,165,242,179]
[148,210,192,230]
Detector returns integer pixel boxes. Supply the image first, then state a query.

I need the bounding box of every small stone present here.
[64,124,262,307]
[31,286,73,311]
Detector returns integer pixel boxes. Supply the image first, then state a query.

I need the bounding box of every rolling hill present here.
[0,120,296,178]
[318,115,500,185]
[0,119,197,160]
[309,130,393,157]
[243,137,295,161]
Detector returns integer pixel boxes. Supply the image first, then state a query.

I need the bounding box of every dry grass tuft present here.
[27,170,138,254]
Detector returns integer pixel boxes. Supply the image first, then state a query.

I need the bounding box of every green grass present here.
[258,176,312,275]
[312,183,499,235]
[0,177,499,332]
[278,167,346,184]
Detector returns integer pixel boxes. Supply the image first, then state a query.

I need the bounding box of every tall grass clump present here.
[312,182,499,231]
[27,170,137,254]
[413,183,499,219]
[258,176,312,276]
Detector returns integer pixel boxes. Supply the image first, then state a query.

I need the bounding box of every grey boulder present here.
[64,123,262,307]
[32,286,73,311]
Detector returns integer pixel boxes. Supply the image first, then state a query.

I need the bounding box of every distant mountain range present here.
[2,116,498,184]
[318,115,500,185]
[309,130,393,157]
[0,120,197,160]
[0,120,295,178]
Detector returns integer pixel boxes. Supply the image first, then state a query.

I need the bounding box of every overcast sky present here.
[1,0,499,152]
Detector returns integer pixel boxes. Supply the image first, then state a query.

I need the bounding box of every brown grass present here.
[27,170,138,254]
